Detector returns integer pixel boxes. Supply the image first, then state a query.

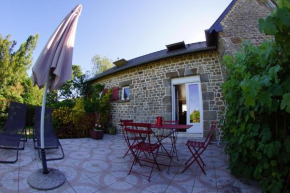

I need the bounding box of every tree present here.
[22,77,43,106]
[0,34,41,104]
[91,55,114,75]
[47,65,90,106]
[57,65,87,100]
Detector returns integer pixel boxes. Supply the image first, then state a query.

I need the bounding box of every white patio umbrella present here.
[28,5,82,190]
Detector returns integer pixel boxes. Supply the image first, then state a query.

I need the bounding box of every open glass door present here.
[186,83,203,133]
[171,76,203,135]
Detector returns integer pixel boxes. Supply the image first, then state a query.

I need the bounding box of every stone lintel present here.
[166,72,179,78]
[185,68,198,76]
[119,80,132,87]
[177,68,185,77]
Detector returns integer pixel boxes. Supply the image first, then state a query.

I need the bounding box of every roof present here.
[208,0,237,34]
[205,0,237,46]
[87,41,216,83]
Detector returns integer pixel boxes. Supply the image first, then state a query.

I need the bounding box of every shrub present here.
[84,83,112,132]
[222,2,290,192]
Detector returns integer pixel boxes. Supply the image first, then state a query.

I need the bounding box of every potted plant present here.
[90,123,104,140]
[108,125,116,135]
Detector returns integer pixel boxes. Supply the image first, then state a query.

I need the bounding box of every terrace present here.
[0,134,260,193]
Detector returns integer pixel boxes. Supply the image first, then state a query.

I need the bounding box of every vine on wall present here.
[222,2,290,192]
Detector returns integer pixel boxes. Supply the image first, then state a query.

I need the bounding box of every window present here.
[122,86,130,100]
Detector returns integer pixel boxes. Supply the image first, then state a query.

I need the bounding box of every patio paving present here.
[0,134,260,193]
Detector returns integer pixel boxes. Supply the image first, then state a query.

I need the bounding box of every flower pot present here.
[90,130,104,140]
[108,126,116,135]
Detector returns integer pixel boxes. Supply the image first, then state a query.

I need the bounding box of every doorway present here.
[171,76,203,135]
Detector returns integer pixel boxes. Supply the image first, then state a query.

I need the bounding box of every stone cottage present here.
[88,0,274,137]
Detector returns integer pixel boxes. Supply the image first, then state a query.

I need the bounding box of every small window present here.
[122,86,130,100]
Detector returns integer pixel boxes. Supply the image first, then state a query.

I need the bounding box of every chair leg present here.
[123,148,130,158]
[170,133,179,161]
[182,146,206,175]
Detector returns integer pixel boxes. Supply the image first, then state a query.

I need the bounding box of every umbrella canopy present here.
[32,4,82,91]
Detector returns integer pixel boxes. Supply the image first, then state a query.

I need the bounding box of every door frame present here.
[171,76,203,135]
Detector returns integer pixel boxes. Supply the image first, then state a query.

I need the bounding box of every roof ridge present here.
[127,41,206,63]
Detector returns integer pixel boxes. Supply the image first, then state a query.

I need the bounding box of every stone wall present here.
[92,51,224,137]
[218,0,272,80]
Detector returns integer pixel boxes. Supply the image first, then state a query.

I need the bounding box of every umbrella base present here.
[27,168,66,190]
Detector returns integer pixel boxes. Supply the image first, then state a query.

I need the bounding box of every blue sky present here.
[0,0,232,76]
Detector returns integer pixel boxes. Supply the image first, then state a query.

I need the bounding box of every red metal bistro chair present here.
[120,120,147,158]
[123,122,161,182]
[181,121,217,174]
[120,120,134,157]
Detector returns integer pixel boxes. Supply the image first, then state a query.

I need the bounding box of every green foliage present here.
[84,83,112,132]
[52,106,95,138]
[91,54,114,75]
[0,34,41,104]
[222,2,290,192]
[47,65,90,107]
[190,110,200,123]
[57,65,89,100]
[49,99,75,109]
[22,77,43,106]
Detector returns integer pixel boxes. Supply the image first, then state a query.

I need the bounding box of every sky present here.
[0,0,232,76]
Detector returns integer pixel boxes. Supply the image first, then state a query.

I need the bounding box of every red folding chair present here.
[120,120,134,157]
[123,122,161,182]
[181,121,217,174]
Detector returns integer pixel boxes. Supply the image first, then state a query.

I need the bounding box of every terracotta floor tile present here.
[0,179,19,192]
[136,179,171,193]
[192,187,218,193]
[194,174,217,189]
[69,178,102,192]
[99,180,140,193]
[90,173,120,188]
[0,135,261,193]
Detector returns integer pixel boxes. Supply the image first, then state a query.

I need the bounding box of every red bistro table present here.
[151,124,192,130]
[150,124,191,172]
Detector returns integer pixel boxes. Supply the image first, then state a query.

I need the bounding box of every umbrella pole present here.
[40,81,49,174]
[28,80,65,190]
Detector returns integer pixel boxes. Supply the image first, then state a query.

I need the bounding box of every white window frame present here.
[121,86,130,100]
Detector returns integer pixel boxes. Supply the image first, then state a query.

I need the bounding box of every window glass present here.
[122,87,130,100]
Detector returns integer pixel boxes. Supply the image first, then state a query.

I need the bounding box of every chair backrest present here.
[119,119,133,127]
[204,121,217,146]
[120,120,133,136]
[3,102,27,134]
[35,107,54,136]
[123,122,152,142]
